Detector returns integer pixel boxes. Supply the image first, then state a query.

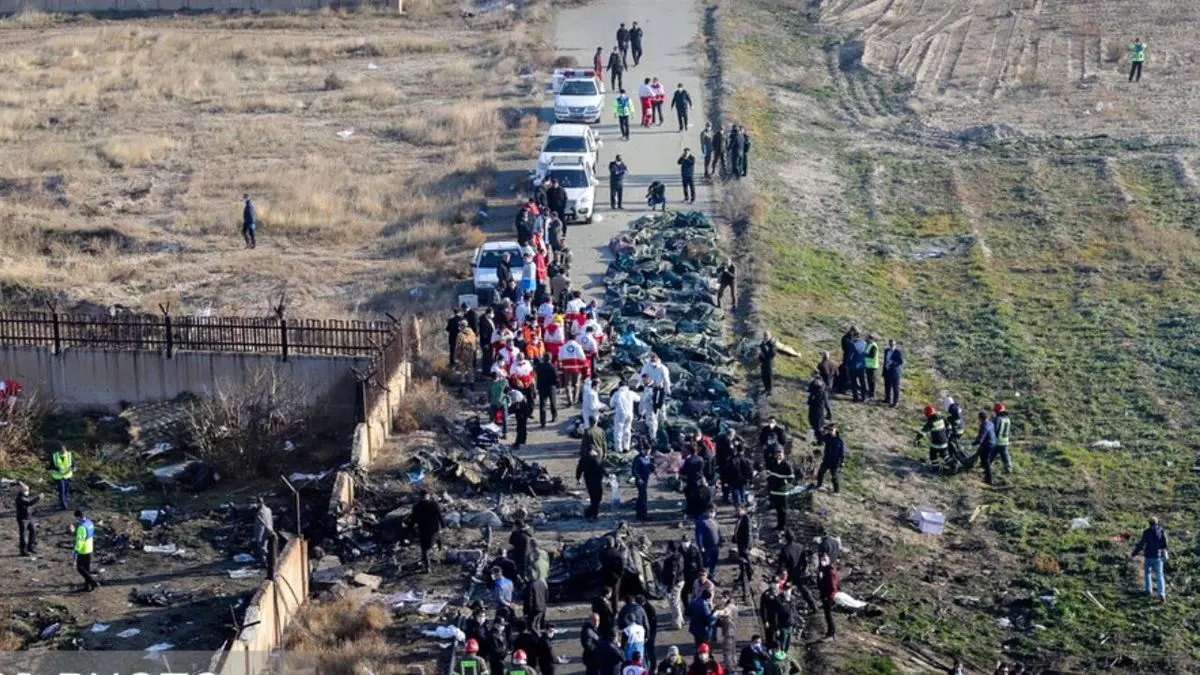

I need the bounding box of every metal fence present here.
[0,311,395,359]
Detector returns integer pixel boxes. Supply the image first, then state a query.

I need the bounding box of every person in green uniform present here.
[1129,38,1146,82]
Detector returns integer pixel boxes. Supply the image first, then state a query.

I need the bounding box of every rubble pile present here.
[547,522,661,601]
[602,211,754,440]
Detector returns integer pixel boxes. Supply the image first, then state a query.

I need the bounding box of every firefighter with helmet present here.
[508,649,539,675]
[458,639,490,675]
[915,405,949,471]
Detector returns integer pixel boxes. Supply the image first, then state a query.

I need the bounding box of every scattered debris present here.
[997,617,1012,629]
[118,628,142,638]
[232,553,256,563]
[1084,589,1107,611]
[1092,440,1121,449]
[1069,517,1091,531]
[229,569,260,579]
[548,522,660,601]
[912,506,946,535]
[145,642,174,653]
[337,128,355,139]
[422,625,466,641]
[352,573,383,590]
[418,601,449,615]
[130,588,198,607]
[91,623,110,633]
[143,544,180,554]
[152,460,219,491]
[39,623,61,640]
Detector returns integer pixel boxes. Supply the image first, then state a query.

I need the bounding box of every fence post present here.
[163,312,174,359]
[279,318,289,362]
[51,311,61,355]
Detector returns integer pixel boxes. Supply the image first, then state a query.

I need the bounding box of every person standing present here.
[577,448,608,519]
[15,483,38,557]
[711,126,726,179]
[715,260,736,309]
[610,382,640,455]
[408,489,444,573]
[687,594,716,648]
[534,354,558,428]
[581,613,602,675]
[695,509,721,578]
[806,373,828,440]
[512,387,532,450]
[242,194,257,249]
[700,123,713,179]
[73,509,99,592]
[863,334,879,400]
[671,84,693,131]
[650,78,667,126]
[1129,517,1168,601]
[917,405,950,471]
[639,374,661,446]
[446,307,463,364]
[489,372,510,438]
[778,531,817,614]
[727,126,743,179]
[882,338,903,407]
[992,402,1014,476]
[617,24,631,67]
[1129,37,1146,82]
[774,589,794,651]
[816,553,838,641]
[609,155,628,209]
[525,574,549,633]
[678,149,696,204]
[592,46,605,74]
[815,424,845,494]
[607,46,625,91]
[614,91,633,141]
[49,445,73,510]
[632,444,653,521]
[547,178,568,224]
[766,446,793,531]
[849,331,867,402]
[733,505,751,563]
[638,78,654,128]
[727,446,753,507]
[630,22,644,66]
[758,331,776,396]
[460,639,491,675]
[970,410,997,483]
[253,496,276,573]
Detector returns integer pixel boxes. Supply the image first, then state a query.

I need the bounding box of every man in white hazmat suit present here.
[582,377,607,428]
[639,354,672,424]
[610,381,641,455]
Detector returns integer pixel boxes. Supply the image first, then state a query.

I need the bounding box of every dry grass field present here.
[0,2,553,317]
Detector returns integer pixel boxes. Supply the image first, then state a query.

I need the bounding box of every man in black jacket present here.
[535,354,558,427]
[446,307,463,363]
[608,156,627,209]
[576,448,607,519]
[882,338,904,408]
[671,84,693,131]
[478,309,496,374]
[580,613,602,675]
[546,178,568,224]
[710,127,726,179]
[661,542,686,629]
[733,505,751,562]
[678,148,696,203]
[778,531,816,613]
[525,575,548,633]
[533,178,551,212]
[806,372,828,440]
[409,489,443,572]
[616,24,631,67]
[728,125,744,179]
[606,47,624,91]
[816,424,845,494]
[510,520,536,582]
[630,22,644,66]
[16,483,38,556]
[726,447,753,507]
[759,331,777,396]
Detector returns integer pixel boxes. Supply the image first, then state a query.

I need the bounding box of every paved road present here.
[515,3,751,675]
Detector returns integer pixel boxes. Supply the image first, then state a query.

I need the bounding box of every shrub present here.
[324,72,346,90]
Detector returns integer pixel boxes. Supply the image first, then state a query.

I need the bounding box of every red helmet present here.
[697,643,711,655]
[465,639,479,654]
[512,650,528,664]
[994,402,1006,414]
[923,405,936,418]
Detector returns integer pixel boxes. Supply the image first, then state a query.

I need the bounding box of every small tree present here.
[0,391,49,469]
[187,368,309,478]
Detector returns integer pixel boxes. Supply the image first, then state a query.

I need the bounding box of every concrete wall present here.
[0,0,399,12]
[0,346,368,424]
[354,360,411,467]
[218,537,309,675]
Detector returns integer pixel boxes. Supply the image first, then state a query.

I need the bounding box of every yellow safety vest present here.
[1131,43,1146,63]
[74,520,94,555]
[995,416,1011,447]
[52,450,74,480]
[864,343,879,369]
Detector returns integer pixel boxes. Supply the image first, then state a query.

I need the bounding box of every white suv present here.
[534,123,602,179]
[542,156,598,224]
[553,71,605,124]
